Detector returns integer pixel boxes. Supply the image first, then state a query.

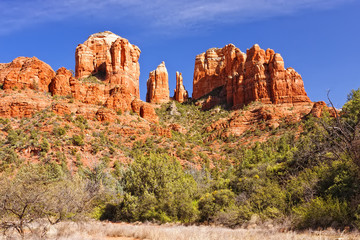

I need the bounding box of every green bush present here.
[0,164,101,238]
[41,138,50,153]
[293,196,352,229]
[198,189,235,222]
[72,134,84,146]
[53,127,66,137]
[107,153,198,223]
[342,88,360,127]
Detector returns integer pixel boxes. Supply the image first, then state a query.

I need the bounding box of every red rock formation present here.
[309,101,337,118]
[2,57,55,92]
[96,108,117,122]
[110,37,141,97]
[146,62,170,104]
[173,72,188,103]
[104,86,133,112]
[49,67,74,96]
[206,103,314,140]
[48,32,157,123]
[131,99,159,123]
[151,125,172,138]
[0,91,51,118]
[169,123,187,134]
[52,103,71,115]
[75,31,140,98]
[0,63,10,85]
[69,79,109,105]
[193,44,311,109]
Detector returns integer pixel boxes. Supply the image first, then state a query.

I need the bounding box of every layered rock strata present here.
[173,72,188,103]
[193,44,311,109]
[146,62,170,104]
[0,32,158,123]
[75,31,141,98]
[2,57,55,92]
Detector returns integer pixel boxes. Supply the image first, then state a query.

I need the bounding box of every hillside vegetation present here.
[1,88,360,239]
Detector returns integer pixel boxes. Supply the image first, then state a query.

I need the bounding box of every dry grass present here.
[101,223,360,240]
[1,221,359,240]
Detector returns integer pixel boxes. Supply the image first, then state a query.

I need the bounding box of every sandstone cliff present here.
[2,57,55,92]
[173,71,188,103]
[193,44,311,109]
[0,63,11,85]
[75,31,141,98]
[146,62,170,104]
[69,31,157,122]
[0,32,158,123]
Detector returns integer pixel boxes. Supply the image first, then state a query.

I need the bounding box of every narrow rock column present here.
[174,71,188,103]
[146,61,170,104]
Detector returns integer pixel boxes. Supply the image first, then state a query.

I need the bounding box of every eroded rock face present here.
[173,72,188,103]
[193,44,311,109]
[0,91,51,118]
[2,57,55,92]
[49,67,74,96]
[47,31,157,123]
[0,32,158,123]
[206,103,314,140]
[309,101,337,118]
[146,62,170,104]
[75,31,141,98]
[131,99,159,123]
[52,103,71,115]
[0,63,11,85]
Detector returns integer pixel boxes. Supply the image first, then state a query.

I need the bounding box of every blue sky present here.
[0,0,359,107]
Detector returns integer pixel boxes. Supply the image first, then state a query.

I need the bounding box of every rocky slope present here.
[0,31,335,169]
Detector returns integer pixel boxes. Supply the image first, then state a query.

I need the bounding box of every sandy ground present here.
[105,237,139,240]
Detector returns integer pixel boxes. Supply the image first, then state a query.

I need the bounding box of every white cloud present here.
[0,0,354,35]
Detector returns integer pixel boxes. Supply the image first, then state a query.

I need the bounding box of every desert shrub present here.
[41,138,50,153]
[2,124,12,132]
[74,115,89,130]
[81,75,104,84]
[107,153,198,223]
[342,88,360,127]
[91,142,102,154]
[53,127,66,137]
[0,164,100,238]
[198,189,235,222]
[293,196,352,229]
[317,159,359,200]
[0,147,21,172]
[72,134,85,146]
[6,129,29,149]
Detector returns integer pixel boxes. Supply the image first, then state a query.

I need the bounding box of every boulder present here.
[131,99,159,123]
[309,101,337,118]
